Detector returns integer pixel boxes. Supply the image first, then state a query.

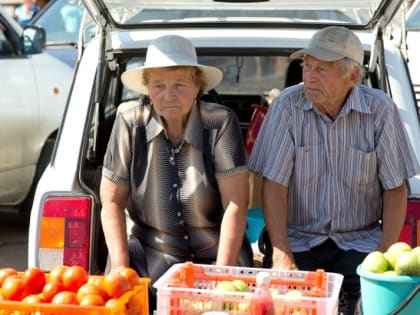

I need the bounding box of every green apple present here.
[361,251,390,273]
[413,246,420,256]
[382,270,397,276]
[395,251,420,276]
[214,281,238,311]
[215,280,237,292]
[384,242,412,269]
[231,279,249,292]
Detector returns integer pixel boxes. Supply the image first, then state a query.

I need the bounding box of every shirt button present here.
[179,220,184,224]
[184,235,189,240]
[173,183,178,188]
[177,212,182,217]
[190,253,195,258]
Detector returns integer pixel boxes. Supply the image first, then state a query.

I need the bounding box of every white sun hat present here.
[121,34,223,95]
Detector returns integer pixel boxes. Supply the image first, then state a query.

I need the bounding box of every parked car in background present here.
[405,0,420,107]
[27,0,420,288]
[0,1,83,223]
[29,0,84,70]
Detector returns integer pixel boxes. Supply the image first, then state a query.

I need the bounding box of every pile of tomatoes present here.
[0,265,140,307]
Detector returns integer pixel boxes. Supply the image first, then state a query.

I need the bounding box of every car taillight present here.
[39,196,92,270]
[399,199,420,247]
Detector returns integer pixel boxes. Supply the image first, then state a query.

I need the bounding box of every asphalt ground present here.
[0,208,28,271]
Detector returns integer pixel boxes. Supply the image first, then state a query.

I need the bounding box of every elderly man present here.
[249,26,420,314]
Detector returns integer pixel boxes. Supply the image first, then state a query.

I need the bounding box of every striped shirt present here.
[249,84,420,253]
[102,100,248,257]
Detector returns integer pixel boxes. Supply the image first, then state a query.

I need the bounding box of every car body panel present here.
[85,0,400,29]
[28,39,100,267]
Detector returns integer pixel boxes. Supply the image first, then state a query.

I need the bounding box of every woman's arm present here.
[216,172,249,266]
[100,176,131,271]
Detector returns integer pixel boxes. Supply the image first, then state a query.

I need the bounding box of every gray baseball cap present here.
[291,26,364,65]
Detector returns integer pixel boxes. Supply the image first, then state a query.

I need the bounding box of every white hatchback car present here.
[28,0,420,283]
[0,6,74,222]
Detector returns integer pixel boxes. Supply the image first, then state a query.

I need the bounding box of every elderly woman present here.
[100,34,253,307]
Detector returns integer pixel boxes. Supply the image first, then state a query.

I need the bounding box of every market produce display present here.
[155,262,343,315]
[361,242,420,276]
[0,265,148,312]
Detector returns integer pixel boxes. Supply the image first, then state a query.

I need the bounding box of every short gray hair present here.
[336,57,363,83]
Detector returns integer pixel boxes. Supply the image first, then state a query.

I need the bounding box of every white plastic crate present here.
[153,262,344,315]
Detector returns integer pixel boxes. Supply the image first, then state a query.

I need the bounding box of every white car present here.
[0,6,75,221]
[28,0,420,283]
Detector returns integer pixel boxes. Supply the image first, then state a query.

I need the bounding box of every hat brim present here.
[291,47,361,64]
[121,64,223,95]
[291,46,348,62]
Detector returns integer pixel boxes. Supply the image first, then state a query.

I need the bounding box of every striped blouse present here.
[249,84,420,253]
[102,101,248,257]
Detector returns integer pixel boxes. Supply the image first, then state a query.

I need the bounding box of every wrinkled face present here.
[302,55,355,110]
[147,67,200,124]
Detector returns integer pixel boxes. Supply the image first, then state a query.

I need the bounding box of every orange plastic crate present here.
[154,262,343,315]
[0,277,150,315]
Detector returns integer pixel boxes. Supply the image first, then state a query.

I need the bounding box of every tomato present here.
[105,298,119,308]
[22,294,43,303]
[48,265,68,284]
[0,268,18,287]
[87,276,109,299]
[22,267,46,294]
[119,267,139,288]
[77,283,108,302]
[102,272,130,299]
[41,281,65,302]
[79,293,106,306]
[0,275,30,301]
[51,291,78,305]
[62,265,89,292]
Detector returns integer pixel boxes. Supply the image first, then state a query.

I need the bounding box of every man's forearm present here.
[377,182,408,252]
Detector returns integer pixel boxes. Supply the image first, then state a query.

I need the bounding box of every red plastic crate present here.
[0,277,150,315]
[154,262,343,315]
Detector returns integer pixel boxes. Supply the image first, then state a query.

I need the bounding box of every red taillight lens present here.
[39,196,92,270]
[399,199,420,247]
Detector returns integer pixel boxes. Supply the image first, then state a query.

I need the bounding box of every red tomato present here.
[0,268,18,287]
[119,267,139,288]
[41,281,65,302]
[22,294,43,303]
[105,298,119,308]
[48,265,68,284]
[51,291,78,305]
[22,267,46,294]
[79,293,105,306]
[87,276,109,299]
[62,266,89,292]
[77,283,107,302]
[0,275,30,301]
[102,272,130,299]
